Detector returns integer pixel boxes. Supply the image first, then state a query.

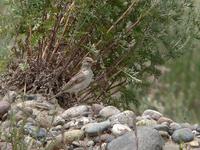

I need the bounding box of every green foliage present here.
[144,1,200,122]
[0,0,198,110]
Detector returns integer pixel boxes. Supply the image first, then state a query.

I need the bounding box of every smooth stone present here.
[107,127,164,150]
[142,109,163,120]
[46,130,84,149]
[60,105,90,119]
[0,101,10,119]
[83,120,111,136]
[111,124,132,136]
[163,142,179,150]
[153,124,169,132]
[109,110,136,127]
[172,128,194,144]
[170,122,182,131]
[190,140,200,147]
[94,134,115,143]
[91,104,104,115]
[99,106,120,118]
[157,117,173,124]
[136,119,157,126]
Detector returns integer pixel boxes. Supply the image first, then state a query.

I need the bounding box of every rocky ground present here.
[0,91,200,150]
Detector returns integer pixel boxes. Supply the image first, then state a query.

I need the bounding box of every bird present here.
[50,57,95,101]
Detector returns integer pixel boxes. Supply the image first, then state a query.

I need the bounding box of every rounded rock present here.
[60,105,90,119]
[142,109,163,120]
[107,127,164,150]
[157,117,173,124]
[99,106,120,118]
[172,128,194,144]
[109,110,136,127]
[111,124,132,136]
[82,120,111,136]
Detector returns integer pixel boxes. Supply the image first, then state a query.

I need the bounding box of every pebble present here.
[153,124,169,132]
[172,128,194,143]
[142,109,163,120]
[190,139,200,147]
[157,116,173,124]
[1,92,200,150]
[109,110,136,127]
[83,120,111,136]
[99,106,120,118]
[60,105,90,119]
[111,124,132,136]
[107,127,164,150]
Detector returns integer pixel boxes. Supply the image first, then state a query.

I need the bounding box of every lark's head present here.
[82,57,95,68]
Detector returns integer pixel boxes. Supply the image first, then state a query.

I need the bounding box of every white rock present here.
[111,124,132,136]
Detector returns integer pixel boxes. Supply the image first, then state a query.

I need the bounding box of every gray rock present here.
[109,110,136,127]
[99,106,120,118]
[153,124,169,132]
[60,105,90,119]
[0,101,10,119]
[142,109,163,120]
[107,127,164,150]
[172,128,194,144]
[83,120,111,136]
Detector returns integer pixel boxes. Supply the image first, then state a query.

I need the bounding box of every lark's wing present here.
[61,70,87,91]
